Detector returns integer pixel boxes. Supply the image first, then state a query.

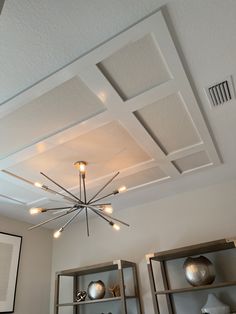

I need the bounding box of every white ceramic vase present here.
[201,294,230,314]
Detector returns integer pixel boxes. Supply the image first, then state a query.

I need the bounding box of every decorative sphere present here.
[87,280,106,300]
[183,256,215,287]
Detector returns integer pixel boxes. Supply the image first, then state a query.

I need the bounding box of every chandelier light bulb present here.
[113,223,120,231]
[74,161,87,175]
[103,205,113,214]
[79,163,86,174]
[53,228,63,239]
[29,207,43,215]
[27,163,129,237]
[34,182,43,188]
[118,186,127,193]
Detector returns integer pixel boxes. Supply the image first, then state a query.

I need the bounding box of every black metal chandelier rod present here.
[81,174,89,236]
[88,172,119,203]
[41,206,73,212]
[28,208,77,230]
[89,206,111,224]
[40,172,83,204]
[60,208,83,232]
[2,169,76,204]
[39,186,76,204]
[88,205,130,227]
[89,190,118,205]
[26,161,129,238]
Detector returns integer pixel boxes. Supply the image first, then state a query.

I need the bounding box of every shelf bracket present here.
[226,238,236,247]
[113,259,122,270]
[146,253,154,264]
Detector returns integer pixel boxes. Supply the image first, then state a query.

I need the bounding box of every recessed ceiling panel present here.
[85,165,167,200]
[98,34,171,100]
[7,121,151,189]
[0,76,105,159]
[135,93,201,154]
[115,165,167,189]
[105,166,167,191]
[173,151,211,173]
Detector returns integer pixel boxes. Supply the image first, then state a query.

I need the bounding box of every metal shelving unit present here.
[146,238,236,314]
[54,259,142,314]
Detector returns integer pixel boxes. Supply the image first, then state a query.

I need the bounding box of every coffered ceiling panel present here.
[78,164,167,201]
[7,121,151,189]
[173,151,211,173]
[134,93,201,154]
[103,165,167,191]
[0,10,221,221]
[97,34,171,100]
[0,76,105,159]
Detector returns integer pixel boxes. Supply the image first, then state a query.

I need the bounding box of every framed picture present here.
[0,232,22,313]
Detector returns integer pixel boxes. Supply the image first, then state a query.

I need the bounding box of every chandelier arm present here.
[41,186,77,203]
[51,205,87,215]
[2,169,36,185]
[88,172,119,204]
[88,206,130,227]
[1,169,76,204]
[85,207,89,237]
[92,203,112,207]
[28,208,77,230]
[40,172,83,204]
[89,191,117,205]
[89,206,111,224]
[43,206,73,211]
[52,204,88,215]
[60,208,83,231]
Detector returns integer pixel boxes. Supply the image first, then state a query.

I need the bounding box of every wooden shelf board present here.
[152,239,235,261]
[155,281,236,295]
[57,296,137,306]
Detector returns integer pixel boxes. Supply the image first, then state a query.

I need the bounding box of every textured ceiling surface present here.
[0,1,236,226]
[0,0,165,104]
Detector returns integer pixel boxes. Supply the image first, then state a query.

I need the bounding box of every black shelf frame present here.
[146,238,236,314]
[54,260,142,314]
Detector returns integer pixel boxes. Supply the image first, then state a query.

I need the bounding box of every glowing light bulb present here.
[29,207,43,215]
[34,182,43,188]
[79,163,86,173]
[118,186,127,193]
[103,205,113,214]
[74,161,86,174]
[53,228,63,239]
[113,223,120,231]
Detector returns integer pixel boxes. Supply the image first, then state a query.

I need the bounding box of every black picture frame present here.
[0,232,22,313]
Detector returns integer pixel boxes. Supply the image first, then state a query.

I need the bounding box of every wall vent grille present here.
[206,76,235,108]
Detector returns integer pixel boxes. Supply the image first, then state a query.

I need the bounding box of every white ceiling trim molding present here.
[0,10,221,212]
[0,110,111,167]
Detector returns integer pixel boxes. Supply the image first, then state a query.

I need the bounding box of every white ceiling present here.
[0,0,236,227]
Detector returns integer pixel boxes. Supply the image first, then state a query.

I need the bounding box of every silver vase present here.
[87,280,106,300]
[183,256,215,286]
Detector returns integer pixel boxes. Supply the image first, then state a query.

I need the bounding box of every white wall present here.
[0,215,52,314]
[51,178,236,313]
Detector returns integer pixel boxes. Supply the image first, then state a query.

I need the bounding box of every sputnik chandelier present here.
[29,161,129,238]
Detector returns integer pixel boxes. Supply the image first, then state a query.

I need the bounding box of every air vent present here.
[205,76,235,108]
